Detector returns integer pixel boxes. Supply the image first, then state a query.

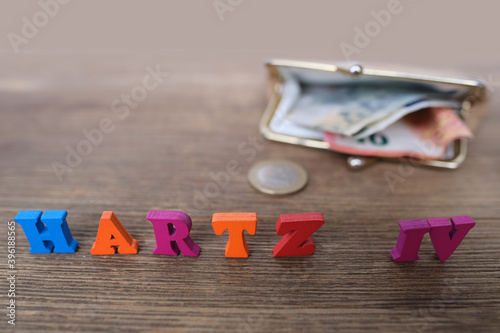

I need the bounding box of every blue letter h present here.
[15,210,78,253]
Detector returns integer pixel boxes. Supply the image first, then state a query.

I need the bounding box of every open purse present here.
[260,59,488,170]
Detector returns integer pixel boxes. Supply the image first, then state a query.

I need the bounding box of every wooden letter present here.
[212,213,257,258]
[91,211,139,255]
[15,210,78,253]
[146,210,200,257]
[390,219,430,262]
[427,215,475,262]
[273,213,324,257]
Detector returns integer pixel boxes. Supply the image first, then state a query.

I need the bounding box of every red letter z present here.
[273,213,325,257]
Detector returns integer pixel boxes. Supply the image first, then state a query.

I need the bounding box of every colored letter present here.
[212,213,257,258]
[273,213,324,257]
[14,210,78,253]
[146,210,200,257]
[90,211,139,255]
[427,215,475,262]
[390,219,430,262]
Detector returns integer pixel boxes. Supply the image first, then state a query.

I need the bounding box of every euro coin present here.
[248,159,308,195]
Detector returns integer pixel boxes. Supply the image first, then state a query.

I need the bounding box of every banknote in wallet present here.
[285,82,460,138]
[323,107,472,159]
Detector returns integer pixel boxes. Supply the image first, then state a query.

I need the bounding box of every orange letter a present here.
[90,211,139,255]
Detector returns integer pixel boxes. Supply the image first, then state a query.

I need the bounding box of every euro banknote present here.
[323,107,472,159]
[285,82,459,138]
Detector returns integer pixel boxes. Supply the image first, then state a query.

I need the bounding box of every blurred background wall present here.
[0,0,499,70]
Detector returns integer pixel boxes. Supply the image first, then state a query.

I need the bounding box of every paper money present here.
[352,99,460,139]
[323,108,472,159]
[285,82,458,137]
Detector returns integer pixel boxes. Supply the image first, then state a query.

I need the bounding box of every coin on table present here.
[247,159,308,195]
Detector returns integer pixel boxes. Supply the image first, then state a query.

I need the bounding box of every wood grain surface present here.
[1,55,499,332]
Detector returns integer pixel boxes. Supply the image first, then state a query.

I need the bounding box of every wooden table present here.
[1,55,499,332]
